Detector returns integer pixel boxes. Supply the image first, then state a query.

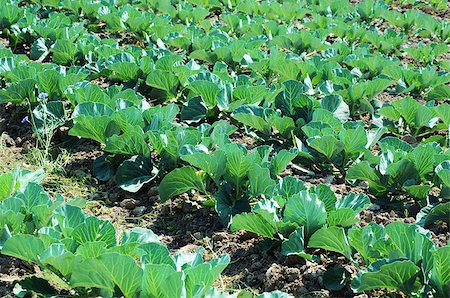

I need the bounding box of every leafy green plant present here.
[355,0,386,23]
[383,9,417,33]
[337,77,392,116]
[383,66,450,100]
[0,3,24,28]
[378,97,445,141]
[159,143,297,225]
[312,221,450,297]
[0,169,231,298]
[403,43,449,66]
[231,180,371,261]
[295,109,385,175]
[347,138,449,200]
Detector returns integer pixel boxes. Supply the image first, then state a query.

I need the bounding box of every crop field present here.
[0,0,449,297]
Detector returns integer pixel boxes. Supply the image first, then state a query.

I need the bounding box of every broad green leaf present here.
[71,252,142,298]
[385,222,428,264]
[428,85,450,101]
[70,103,114,144]
[351,259,419,293]
[416,202,450,227]
[71,217,116,247]
[348,223,386,264]
[277,176,306,199]
[435,103,450,126]
[122,227,159,245]
[340,126,367,156]
[409,145,435,180]
[55,204,87,238]
[141,264,183,298]
[270,59,301,81]
[312,184,336,213]
[403,184,431,200]
[321,94,349,122]
[0,209,25,234]
[40,243,75,277]
[180,148,226,183]
[224,143,255,187]
[146,69,179,97]
[159,167,206,202]
[187,80,220,108]
[116,155,158,193]
[284,191,326,239]
[30,38,50,62]
[139,243,174,267]
[366,78,392,99]
[215,193,251,227]
[387,159,418,188]
[435,161,450,187]
[2,234,45,263]
[281,227,313,260]
[143,104,179,130]
[275,80,312,120]
[155,55,183,71]
[180,97,208,121]
[231,211,278,239]
[270,114,296,137]
[19,182,51,214]
[308,226,352,260]
[111,108,145,132]
[36,69,61,99]
[51,39,78,65]
[327,208,359,227]
[72,102,114,118]
[0,79,36,104]
[271,149,297,176]
[184,254,230,297]
[347,162,386,194]
[336,193,371,213]
[248,164,275,197]
[105,131,150,158]
[75,241,107,260]
[308,135,343,159]
[379,105,400,121]
[0,172,15,201]
[233,105,272,135]
[391,97,419,126]
[310,109,342,131]
[323,266,351,291]
[430,246,450,297]
[108,62,139,82]
[378,137,413,152]
[302,122,334,138]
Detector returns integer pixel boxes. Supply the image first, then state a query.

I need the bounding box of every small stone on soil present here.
[178,244,199,254]
[147,186,159,197]
[120,198,139,210]
[132,206,146,216]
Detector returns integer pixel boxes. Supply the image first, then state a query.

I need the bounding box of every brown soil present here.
[0,256,36,297]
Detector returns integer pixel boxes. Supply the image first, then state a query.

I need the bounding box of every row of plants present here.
[1,0,449,110]
[0,168,294,298]
[1,50,449,195]
[1,167,448,297]
[1,0,449,53]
